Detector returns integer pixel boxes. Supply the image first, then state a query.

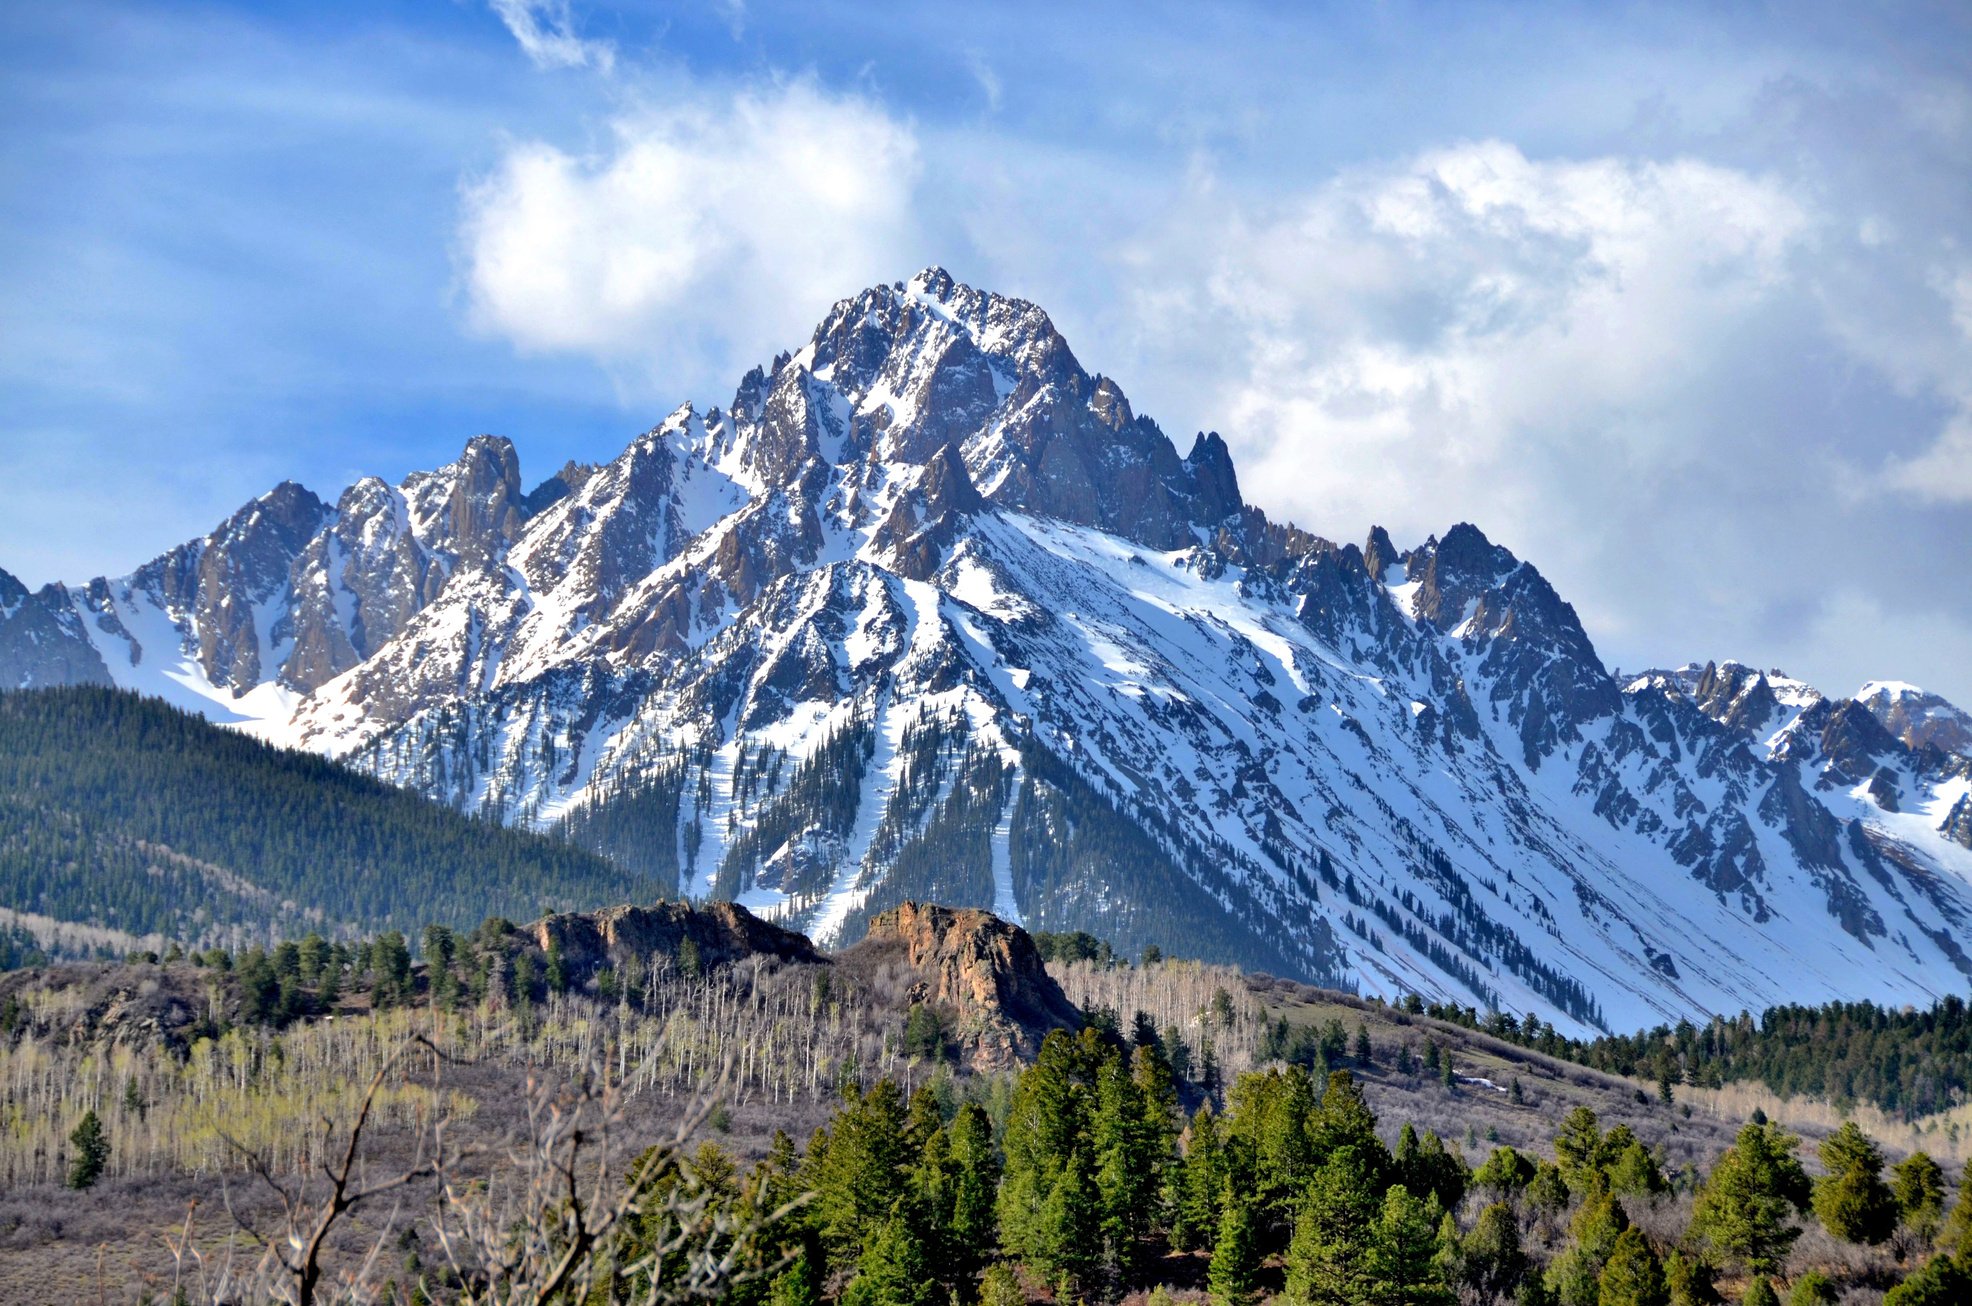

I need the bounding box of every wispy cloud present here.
[489,0,614,74]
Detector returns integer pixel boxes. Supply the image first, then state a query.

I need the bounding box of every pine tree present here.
[1553,1107,1604,1187]
[1544,1192,1628,1306]
[1812,1121,1896,1246]
[1285,1145,1384,1306]
[1939,1166,1972,1257]
[1368,1185,1452,1306]
[1474,1146,1538,1195]
[809,1080,912,1258]
[840,1204,937,1306]
[947,1103,1001,1279]
[1036,1150,1103,1300]
[1891,1152,1946,1245]
[1527,1162,1571,1219]
[1209,1189,1262,1306]
[1095,1048,1156,1275]
[1740,1278,1778,1306]
[1595,1227,1668,1306]
[1883,1253,1972,1306]
[1607,1140,1668,1197]
[1663,1250,1719,1306]
[1176,1105,1227,1252]
[1688,1122,1810,1273]
[1462,1201,1529,1301]
[1784,1269,1837,1306]
[67,1109,109,1190]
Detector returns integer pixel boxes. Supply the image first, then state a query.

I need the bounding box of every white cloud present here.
[489,0,615,74]
[1109,141,1810,548]
[459,80,921,395]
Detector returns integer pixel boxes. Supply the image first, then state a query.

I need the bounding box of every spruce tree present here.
[1812,1121,1896,1246]
[67,1109,109,1189]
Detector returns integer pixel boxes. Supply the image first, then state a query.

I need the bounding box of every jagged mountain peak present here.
[10,271,1972,1037]
[1856,680,1972,758]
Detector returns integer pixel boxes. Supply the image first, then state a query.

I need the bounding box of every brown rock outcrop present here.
[840,902,1081,1071]
[525,900,824,979]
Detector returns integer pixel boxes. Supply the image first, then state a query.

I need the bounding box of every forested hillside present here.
[0,686,652,949]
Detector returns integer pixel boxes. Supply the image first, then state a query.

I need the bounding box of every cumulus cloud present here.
[1115,141,1810,543]
[459,80,921,395]
[490,0,615,74]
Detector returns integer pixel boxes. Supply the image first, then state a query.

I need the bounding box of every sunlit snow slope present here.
[6,269,1971,1035]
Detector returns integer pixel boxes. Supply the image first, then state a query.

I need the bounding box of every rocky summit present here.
[6,270,1972,1034]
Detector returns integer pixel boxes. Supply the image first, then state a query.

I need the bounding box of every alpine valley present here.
[5,269,1971,1036]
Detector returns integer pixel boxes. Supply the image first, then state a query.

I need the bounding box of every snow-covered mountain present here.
[6,268,1972,1035]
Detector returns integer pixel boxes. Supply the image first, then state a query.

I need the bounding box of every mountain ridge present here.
[5,268,1971,1033]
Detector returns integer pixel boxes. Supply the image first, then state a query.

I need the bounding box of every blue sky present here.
[3,0,1970,702]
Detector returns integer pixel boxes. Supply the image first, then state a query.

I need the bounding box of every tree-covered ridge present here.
[1403,991,1972,1122]
[0,685,652,949]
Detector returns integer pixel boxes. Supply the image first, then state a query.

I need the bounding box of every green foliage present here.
[1174,1104,1226,1253]
[997,1030,1107,1297]
[1740,1279,1778,1306]
[1663,1251,1720,1306]
[1891,1151,1946,1244]
[66,1108,108,1189]
[1545,1192,1629,1306]
[1596,1228,1668,1306]
[1369,1185,1453,1306]
[808,1081,912,1258]
[1285,1144,1385,1306]
[1475,1145,1539,1194]
[902,1005,949,1063]
[1527,1162,1572,1216]
[1461,1202,1529,1301]
[0,686,644,947]
[1883,1253,1972,1306]
[1811,1121,1896,1246]
[1783,1269,1837,1306]
[1208,1190,1262,1306]
[1394,1125,1470,1212]
[1687,1122,1810,1273]
[839,1205,937,1306]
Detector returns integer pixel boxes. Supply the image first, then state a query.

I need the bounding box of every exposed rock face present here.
[0,963,209,1053]
[13,267,1972,1036]
[841,902,1081,1071]
[1943,795,1972,851]
[1857,682,1972,759]
[526,900,824,980]
[0,567,111,688]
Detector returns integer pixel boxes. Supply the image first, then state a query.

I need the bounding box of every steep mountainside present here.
[5,270,1971,1032]
[0,685,649,950]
